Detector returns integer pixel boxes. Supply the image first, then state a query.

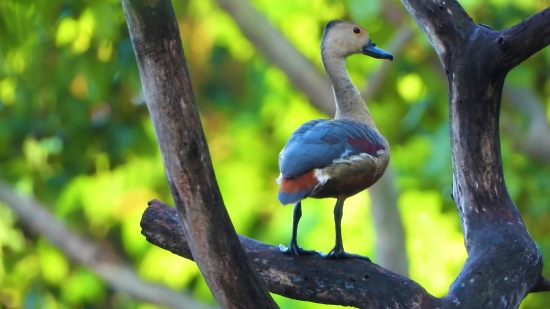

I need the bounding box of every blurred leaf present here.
[37,241,69,285]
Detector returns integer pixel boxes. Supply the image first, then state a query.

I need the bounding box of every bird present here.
[276,20,393,261]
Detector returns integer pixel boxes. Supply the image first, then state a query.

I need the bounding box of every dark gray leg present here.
[279,202,317,256]
[324,198,371,261]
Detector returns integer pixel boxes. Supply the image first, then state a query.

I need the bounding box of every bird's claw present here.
[322,248,372,262]
[279,243,319,257]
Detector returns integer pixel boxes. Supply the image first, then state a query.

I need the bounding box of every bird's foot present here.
[279,243,318,257]
[323,247,372,262]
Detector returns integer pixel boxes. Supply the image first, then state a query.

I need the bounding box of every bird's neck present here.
[322,54,377,129]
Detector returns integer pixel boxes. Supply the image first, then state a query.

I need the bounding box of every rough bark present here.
[497,8,550,72]
[121,1,278,308]
[399,0,550,307]
[142,198,550,308]
[360,26,413,103]
[141,200,439,308]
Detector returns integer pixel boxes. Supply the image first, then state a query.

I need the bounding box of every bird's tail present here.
[276,170,318,205]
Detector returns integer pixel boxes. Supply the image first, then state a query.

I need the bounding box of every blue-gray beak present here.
[362,40,393,61]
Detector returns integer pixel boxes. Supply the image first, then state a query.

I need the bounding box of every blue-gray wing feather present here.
[279,119,385,177]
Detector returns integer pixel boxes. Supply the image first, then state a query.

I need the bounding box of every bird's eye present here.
[352,27,361,34]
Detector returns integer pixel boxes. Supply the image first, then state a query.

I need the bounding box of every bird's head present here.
[321,20,393,61]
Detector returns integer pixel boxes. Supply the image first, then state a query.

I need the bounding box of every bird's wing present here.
[279,119,386,178]
[278,119,327,169]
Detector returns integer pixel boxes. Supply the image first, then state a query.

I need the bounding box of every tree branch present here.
[369,169,409,277]
[356,22,412,276]
[0,181,214,309]
[141,200,440,308]
[215,0,335,116]
[399,0,547,307]
[497,7,550,72]
[503,86,550,162]
[121,1,278,308]
[360,26,413,103]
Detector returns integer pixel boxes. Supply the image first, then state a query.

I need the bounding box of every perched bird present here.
[276,20,393,260]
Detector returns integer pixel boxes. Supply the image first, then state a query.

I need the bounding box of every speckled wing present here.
[279,119,386,178]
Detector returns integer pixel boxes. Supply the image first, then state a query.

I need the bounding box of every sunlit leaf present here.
[60,268,105,304]
[37,241,69,285]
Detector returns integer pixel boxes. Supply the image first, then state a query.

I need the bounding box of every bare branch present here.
[214,0,335,116]
[0,181,214,309]
[361,26,413,102]
[399,0,545,307]
[141,200,440,308]
[497,7,550,72]
[358,22,413,277]
[121,0,278,308]
[369,170,409,277]
[503,86,550,161]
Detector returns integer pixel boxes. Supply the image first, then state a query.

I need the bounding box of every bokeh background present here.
[1,0,550,308]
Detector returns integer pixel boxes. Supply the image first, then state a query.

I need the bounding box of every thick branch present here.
[399,0,546,308]
[497,7,550,72]
[0,181,213,309]
[121,1,277,308]
[360,26,413,103]
[369,169,409,277]
[141,200,440,309]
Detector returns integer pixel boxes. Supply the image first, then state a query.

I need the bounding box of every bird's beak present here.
[361,40,393,61]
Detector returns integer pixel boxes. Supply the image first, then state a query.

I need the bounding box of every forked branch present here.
[400,0,550,308]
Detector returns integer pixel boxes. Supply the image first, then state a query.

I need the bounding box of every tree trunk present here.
[121,0,278,308]
[400,1,550,306]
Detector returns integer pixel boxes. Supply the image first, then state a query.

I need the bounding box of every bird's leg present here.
[324,198,371,261]
[279,202,317,256]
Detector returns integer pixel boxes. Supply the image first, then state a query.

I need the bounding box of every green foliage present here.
[1,0,550,308]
